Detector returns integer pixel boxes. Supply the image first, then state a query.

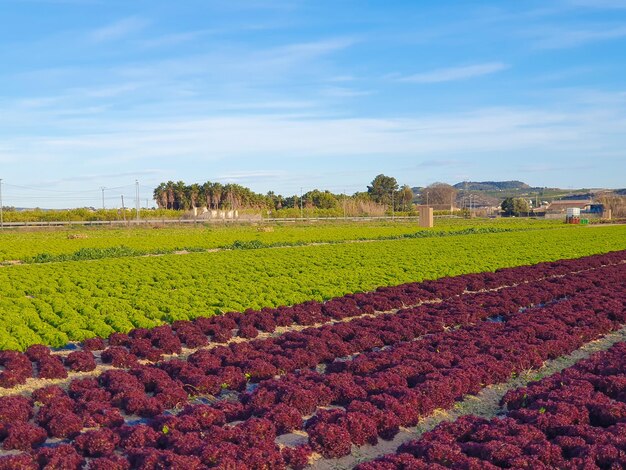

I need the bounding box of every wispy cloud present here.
[5,0,102,4]
[320,87,372,98]
[326,75,355,83]
[2,97,625,203]
[137,23,278,49]
[216,170,287,182]
[90,17,149,42]
[261,37,356,64]
[531,25,626,49]
[518,163,594,173]
[566,0,626,9]
[34,169,166,186]
[137,30,215,48]
[5,104,623,164]
[418,159,465,168]
[397,62,509,84]
[110,37,354,83]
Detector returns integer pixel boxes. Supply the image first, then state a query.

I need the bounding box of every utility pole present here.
[135,180,140,221]
[343,189,346,219]
[391,190,394,220]
[0,178,3,230]
[121,195,126,222]
[100,187,106,210]
[300,187,303,219]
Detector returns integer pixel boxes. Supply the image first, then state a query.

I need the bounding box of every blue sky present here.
[1,0,625,208]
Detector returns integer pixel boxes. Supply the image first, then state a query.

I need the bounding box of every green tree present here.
[400,185,414,211]
[173,181,189,210]
[304,190,338,209]
[187,183,201,209]
[267,191,285,210]
[421,183,457,206]
[367,174,399,204]
[153,183,168,209]
[501,197,530,216]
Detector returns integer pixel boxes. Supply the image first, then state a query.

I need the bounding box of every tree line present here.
[152,176,461,212]
[152,181,270,211]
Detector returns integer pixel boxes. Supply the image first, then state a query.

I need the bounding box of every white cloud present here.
[90,17,149,42]
[397,62,509,84]
[4,104,622,165]
[2,99,625,204]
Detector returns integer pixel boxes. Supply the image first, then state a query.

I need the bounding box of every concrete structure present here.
[419,206,434,228]
[196,208,240,220]
[566,207,581,217]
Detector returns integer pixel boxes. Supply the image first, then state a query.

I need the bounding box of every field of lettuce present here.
[0,218,560,263]
[0,221,625,469]
[1,224,625,350]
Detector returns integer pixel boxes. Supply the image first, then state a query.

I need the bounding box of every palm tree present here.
[165,181,175,209]
[211,182,224,210]
[188,183,200,209]
[173,181,188,210]
[201,182,212,209]
[153,183,168,209]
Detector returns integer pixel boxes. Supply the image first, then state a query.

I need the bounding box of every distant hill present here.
[410,181,619,208]
[452,181,531,191]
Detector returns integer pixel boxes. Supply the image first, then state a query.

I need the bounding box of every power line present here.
[0,183,155,211]
[3,183,102,193]
[1,195,111,201]
[2,182,135,194]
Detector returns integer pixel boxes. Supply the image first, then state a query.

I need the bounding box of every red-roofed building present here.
[545,200,592,219]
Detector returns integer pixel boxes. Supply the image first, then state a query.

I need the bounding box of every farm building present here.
[544,200,592,219]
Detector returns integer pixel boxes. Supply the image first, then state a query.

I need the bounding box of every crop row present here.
[358,340,626,469]
[0,218,560,263]
[23,227,541,264]
[1,227,624,350]
[1,251,622,390]
[0,264,623,468]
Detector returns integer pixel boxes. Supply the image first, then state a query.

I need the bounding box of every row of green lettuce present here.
[0,225,624,350]
[29,226,545,263]
[0,218,562,263]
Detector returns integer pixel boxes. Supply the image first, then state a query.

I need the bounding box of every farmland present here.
[0,224,624,350]
[359,339,626,469]
[0,220,625,469]
[0,218,561,263]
